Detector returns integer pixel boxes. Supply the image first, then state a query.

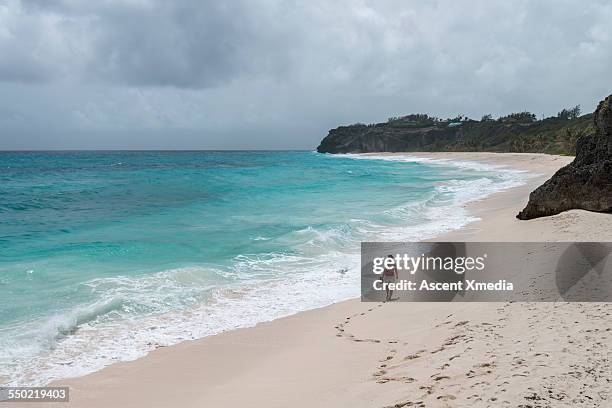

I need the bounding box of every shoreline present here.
[2,150,526,389]
[29,153,612,407]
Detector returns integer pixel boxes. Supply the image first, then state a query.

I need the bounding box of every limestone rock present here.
[517,95,612,220]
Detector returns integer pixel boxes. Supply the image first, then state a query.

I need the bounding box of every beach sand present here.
[33,153,612,407]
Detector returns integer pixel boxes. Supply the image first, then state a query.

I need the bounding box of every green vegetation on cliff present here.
[317,106,594,155]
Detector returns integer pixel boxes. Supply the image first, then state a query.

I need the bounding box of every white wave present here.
[251,236,271,241]
[336,152,529,172]
[0,257,359,386]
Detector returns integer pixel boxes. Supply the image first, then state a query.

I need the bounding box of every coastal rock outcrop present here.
[517,94,612,220]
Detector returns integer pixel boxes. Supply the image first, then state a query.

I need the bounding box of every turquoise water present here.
[0,151,524,385]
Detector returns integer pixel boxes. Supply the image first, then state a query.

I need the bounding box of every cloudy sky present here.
[1,0,611,149]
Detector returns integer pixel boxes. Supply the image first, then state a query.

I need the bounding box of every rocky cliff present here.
[517,95,612,220]
[317,113,593,156]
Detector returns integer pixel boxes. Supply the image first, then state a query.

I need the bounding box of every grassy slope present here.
[485,114,593,155]
[388,114,594,155]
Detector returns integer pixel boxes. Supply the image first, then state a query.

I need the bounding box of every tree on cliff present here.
[498,111,537,123]
[557,105,581,120]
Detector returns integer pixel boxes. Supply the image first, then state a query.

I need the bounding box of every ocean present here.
[0,151,526,385]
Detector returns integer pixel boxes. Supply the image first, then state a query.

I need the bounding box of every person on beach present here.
[382,254,399,301]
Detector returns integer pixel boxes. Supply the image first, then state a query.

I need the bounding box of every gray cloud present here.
[1,0,612,149]
[7,0,292,87]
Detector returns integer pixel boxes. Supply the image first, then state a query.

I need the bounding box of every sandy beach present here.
[38,153,612,407]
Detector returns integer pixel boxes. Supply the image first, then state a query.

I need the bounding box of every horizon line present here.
[0,148,316,153]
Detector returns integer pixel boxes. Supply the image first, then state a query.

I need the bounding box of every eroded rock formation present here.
[517,94,612,220]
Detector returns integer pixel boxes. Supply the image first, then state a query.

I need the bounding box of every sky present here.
[1,0,611,150]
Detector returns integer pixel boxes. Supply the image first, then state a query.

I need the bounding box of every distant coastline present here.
[317,107,593,155]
